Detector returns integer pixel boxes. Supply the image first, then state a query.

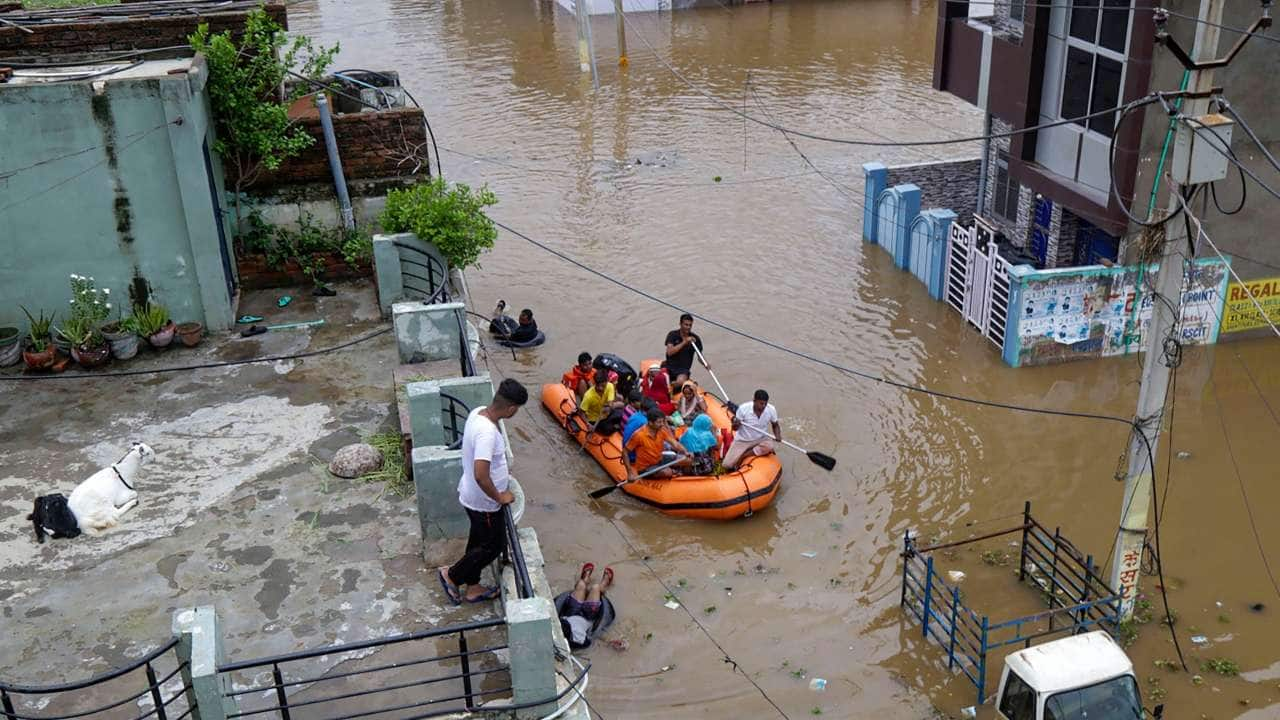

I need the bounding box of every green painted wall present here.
[0,56,236,334]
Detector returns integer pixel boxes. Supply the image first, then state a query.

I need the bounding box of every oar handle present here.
[692,345,731,402]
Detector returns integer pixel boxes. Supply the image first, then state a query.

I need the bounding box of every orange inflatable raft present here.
[541,360,782,520]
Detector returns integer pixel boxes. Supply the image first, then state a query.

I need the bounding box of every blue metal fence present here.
[900,501,1122,704]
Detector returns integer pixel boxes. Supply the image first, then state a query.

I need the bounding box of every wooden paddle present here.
[589,458,685,499]
[694,345,837,472]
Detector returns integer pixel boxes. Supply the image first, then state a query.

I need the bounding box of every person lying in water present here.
[622,409,692,480]
[490,300,539,344]
[560,563,614,647]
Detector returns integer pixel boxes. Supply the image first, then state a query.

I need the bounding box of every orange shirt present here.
[562,365,593,390]
[625,425,676,470]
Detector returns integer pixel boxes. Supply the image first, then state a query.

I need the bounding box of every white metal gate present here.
[985,253,1014,348]
[945,222,971,315]
[965,249,991,329]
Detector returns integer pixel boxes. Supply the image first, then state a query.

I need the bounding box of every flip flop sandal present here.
[579,563,595,582]
[237,315,264,324]
[602,567,615,588]
[277,295,292,308]
[463,585,501,603]
[239,325,267,338]
[312,286,337,297]
[438,568,461,606]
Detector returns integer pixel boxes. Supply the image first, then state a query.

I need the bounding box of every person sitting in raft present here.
[680,413,720,475]
[662,313,708,386]
[621,389,646,424]
[724,389,782,470]
[562,352,595,398]
[560,563,614,648]
[675,381,707,424]
[642,366,676,415]
[490,300,539,344]
[622,392,651,455]
[580,369,623,424]
[623,409,693,480]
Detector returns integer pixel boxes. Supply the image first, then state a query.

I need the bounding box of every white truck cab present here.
[994,631,1160,720]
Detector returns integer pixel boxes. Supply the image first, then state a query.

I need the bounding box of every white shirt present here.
[734,402,779,442]
[457,407,510,513]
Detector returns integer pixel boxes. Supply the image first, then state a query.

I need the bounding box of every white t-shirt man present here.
[457,406,509,513]
[733,402,779,442]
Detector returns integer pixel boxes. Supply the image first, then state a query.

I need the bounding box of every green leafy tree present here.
[380,178,499,270]
[190,10,338,222]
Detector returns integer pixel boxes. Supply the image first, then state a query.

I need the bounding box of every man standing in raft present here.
[663,313,708,386]
[724,389,781,470]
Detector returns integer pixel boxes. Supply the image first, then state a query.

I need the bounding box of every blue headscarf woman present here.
[681,414,719,455]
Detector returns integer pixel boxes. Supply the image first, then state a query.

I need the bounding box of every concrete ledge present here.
[392,300,465,363]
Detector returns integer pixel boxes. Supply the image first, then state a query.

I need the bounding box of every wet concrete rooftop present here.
[0,282,497,686]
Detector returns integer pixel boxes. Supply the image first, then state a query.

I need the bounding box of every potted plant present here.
[66,318,110,368]
[64,274,113,368]
[176,321,205,347]
[136,303,175,348]
[101,312,141,360]
[0,326,19,367]
[20,307,56,371]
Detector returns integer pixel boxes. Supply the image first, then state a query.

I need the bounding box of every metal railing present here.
[391,241,450,306]
[217,619,509,720]
[440,391,469,451]
[1,639,191,720]
[503,505,535,601]
[899,501,1121,704]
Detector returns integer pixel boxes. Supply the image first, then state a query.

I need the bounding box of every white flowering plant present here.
[62,274,112,347]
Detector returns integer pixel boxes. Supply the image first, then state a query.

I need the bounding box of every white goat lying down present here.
[28,442,155,543]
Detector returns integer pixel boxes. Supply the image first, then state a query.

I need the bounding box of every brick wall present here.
[242,107,430,189]
[885,157,981,225]
[0,3,286,58]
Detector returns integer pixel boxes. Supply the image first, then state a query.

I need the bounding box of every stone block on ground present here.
[329,443,383,478]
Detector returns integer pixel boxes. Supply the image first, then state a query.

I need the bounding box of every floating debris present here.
[947,570,967,584]
[1191,635,1209,645]
[801,551,818,559]
[808,678,827,692]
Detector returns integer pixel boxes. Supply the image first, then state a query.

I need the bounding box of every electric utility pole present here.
[1110,0,1225,619]
[575,0,600,88]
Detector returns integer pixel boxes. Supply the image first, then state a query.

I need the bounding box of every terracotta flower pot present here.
[148,321,176,349]
[72,343,110,368]
[22,345,56,371]
[176,322,204,348]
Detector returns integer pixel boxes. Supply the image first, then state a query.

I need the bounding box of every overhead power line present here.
[1177,193,1280,342]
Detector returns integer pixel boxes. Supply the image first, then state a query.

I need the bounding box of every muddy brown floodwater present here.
[291,1,1280,717]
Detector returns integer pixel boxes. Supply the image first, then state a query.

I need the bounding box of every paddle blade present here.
[807,451,837,471]
[589,484,622,499]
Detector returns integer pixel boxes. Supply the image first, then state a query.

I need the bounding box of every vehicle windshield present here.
[1044,674,1143,720]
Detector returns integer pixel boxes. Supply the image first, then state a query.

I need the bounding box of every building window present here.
[1009,0,1024,23]
[993,152,1021,221]
[1060,0,1130,138]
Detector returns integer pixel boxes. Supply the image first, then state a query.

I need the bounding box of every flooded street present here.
[288,1,1280,717]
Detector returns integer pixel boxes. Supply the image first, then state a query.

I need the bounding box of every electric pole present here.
[575,0,600,88]
[614,0,628,66]
[1110,0,1225,619]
